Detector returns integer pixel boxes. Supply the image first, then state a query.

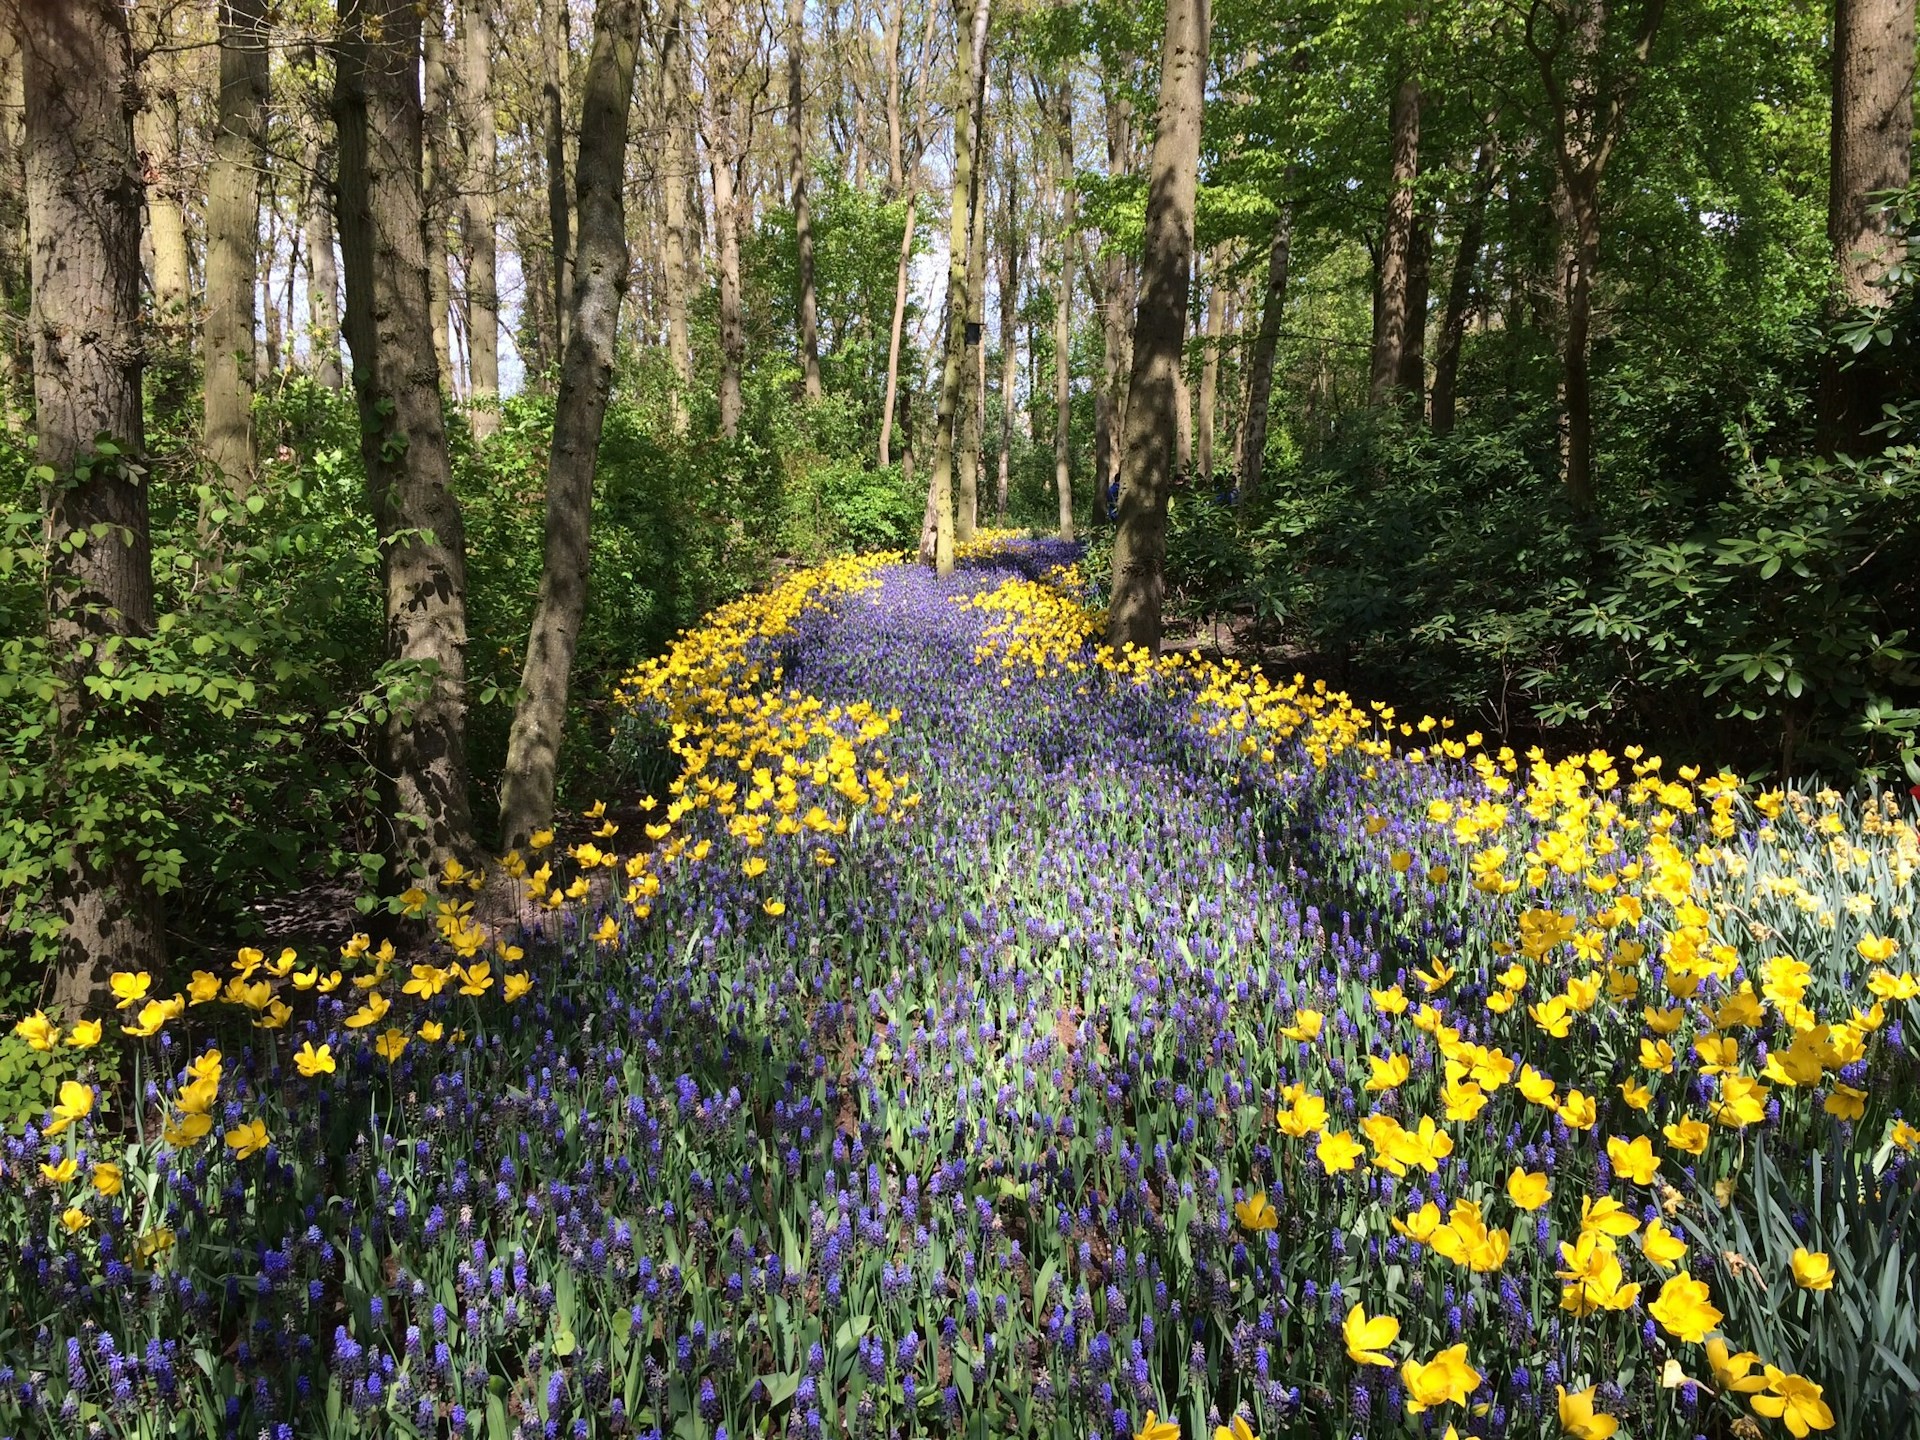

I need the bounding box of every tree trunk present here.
[1099,74,1136,504]
[1819,0,1915,450]
[1430,144,1490,435]
[22,0,167,1010]
[661,0,695,430]
[925,0,990,576]
[1050,73,1075,540]
[1554,168,1600,511]
[131,0,193,430]
[423,1,456,390]
[883,0,905,192]
[0,22,23,431]
[544,0,572,364]
[302,127,345,390]
[1399,201,1432,397]
[457,0,500,438]
[878,199,916,464]
[957,107,989,543]
[1369,75,1421,405]
[709,0,747,440]
[1195,244,1226,481]
[204,0,268,494]
[1107,0,1208,652]
[1237,206,1291,500]
[499,0,642,848]
[788,0,823,399]
[335,0,477,876]
[995,157,1019,523]
[877,0,937,466]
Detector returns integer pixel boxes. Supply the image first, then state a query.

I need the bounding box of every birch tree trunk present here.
[498,0,642,848]
[335,0,477,875]
[457,0,499,438]
[205,0,268,494]
[1107,0,1208,652]
[22,0,167,1010]
[788,0,823,399]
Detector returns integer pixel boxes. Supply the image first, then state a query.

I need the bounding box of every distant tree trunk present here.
[708,0,747,440]
[883,0,905,190]
[788,0,823,399]
[1237,206,1291,500]
[204,0,268,495]
[0,26,24,432]
[925,0,989,575]
[498,0,641,848]
[1430,144,1490,435]
[878,0,937,466]
[957,150,987,542]
[298,55,346,391]
[335,0,477,874]
[1050,73,1075,540]
[995,162,1019,523]
[1099,75,1136,505]
[22,0,167,1010]
[1369,76,1421,405]
[423,0,456,389]
[544,0,572,363]
[878,200,917,464]
[661,0,695,430]
[458,0,499,438]
[1399,202,1432,396]
[1819,0,1915,451]
[131,0,193,430]
[1195,244,1226,481]
[1107,0,1208,652]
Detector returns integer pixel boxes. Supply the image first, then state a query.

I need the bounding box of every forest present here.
[3,0,1920,1437]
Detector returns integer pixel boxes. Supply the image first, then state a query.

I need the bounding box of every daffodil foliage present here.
[5,537,1914,1438]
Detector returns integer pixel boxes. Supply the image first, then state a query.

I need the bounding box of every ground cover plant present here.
[5,536,1917,1440]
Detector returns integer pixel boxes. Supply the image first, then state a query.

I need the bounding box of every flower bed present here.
[6,538,1917,1439]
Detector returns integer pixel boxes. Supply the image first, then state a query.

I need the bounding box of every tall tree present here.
[994,105,1020,523]
[131,0,194,428]
[0,22,28,431]
[544,0,572,362]
[458,0,500,437]
[1094,70,1136,514]
[1430,142,1491,435]
[1525,0,1665,512]
[1196,243,1227,479]
[423,1,456,390]
[499,0,643,848]
[925,0,990,575]
[1369,74,1422,405]
[22,0,167,1009]
[957,126,989,543]
[1107,0,1209,651]
[707,0,748,438]
[660,0,696,429]
[205,0,269,494]
[878,0,938,467]
[296,46,346,390]
[1049,70,1075,540]
[335,0,477,874]
[1819,0,1914,451]
[788,0,824,399]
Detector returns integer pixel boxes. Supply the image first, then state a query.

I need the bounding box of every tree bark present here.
[957,97,989,544]
[1829,0,1915,305]
[1196,244,1226,480]
[995,142,1019,523]
[204,0,268,494]
[1430,144,1490,435]
[788,0,823,399]
[544,0,572,364]
[708,0,747,439]
[423,1,456,391]
[661,0,695,430]
[883,0,905,192]
[0,22,23,431]
[457,0,500,437]
[131,0,193,430]
[1050,72,1075,540]
[1107,0,1208,652]
[303,154,344,390]
[1399,201,1432,396]
[1819,0,1915,451]
[22,0,167,1010]
[924,0,990,576]
[498,0,642,848]
[877,0,938,466]
[1369,75,1421,405]
[335,0,477,876]
[878,199,917,464]
[1236,208,1290,500]
[1098,73,1136,505]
